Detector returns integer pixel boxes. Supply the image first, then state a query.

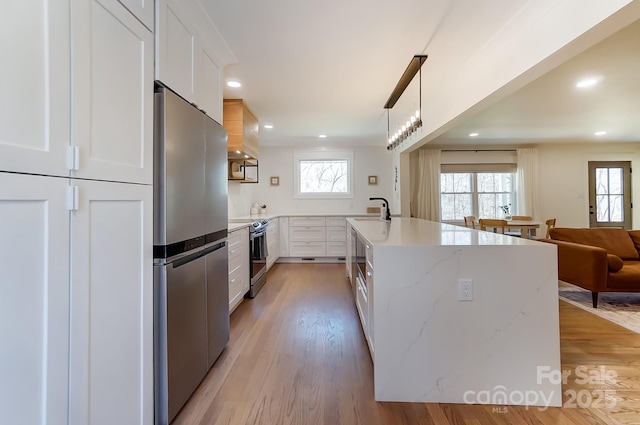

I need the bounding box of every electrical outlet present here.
[458,279,473,301]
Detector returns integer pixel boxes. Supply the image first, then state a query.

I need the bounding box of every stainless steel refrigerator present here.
[153,84,229,425]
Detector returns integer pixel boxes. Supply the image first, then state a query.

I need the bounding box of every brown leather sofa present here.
[544,227,640,307]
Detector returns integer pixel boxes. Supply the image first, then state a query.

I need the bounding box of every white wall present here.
[227,145,393,217]
[537,142,640,228]
[227,181,254,218]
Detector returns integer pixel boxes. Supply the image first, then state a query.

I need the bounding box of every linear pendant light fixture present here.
[385,55,428,150]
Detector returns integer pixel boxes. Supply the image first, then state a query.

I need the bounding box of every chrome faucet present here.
[369,197,391,221]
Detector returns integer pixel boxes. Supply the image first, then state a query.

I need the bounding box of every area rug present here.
[558,285,640,334]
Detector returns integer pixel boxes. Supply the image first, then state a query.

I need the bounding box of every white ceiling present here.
[202,1,640,148]
[430,18,640,146]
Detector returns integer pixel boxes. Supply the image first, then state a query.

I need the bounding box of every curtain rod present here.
[441,149,516,152]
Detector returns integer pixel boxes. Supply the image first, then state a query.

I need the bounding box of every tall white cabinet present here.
[0,174,70,425]
[0,1,154,424]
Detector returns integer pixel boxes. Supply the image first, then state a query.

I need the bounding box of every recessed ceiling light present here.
[235,150,241,154]
[576,78,598,88]
[319,134,327,138]
[469,133,479,137]
[594,131,607,136]
[264,124,273,129]
[226,81,242,88]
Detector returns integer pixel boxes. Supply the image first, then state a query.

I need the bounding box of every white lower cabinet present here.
[0,173,70,425]
[278,217,289,257]
[266,218,279,269]
[68,179,153,425]
[0,174,153,425]
[228,227,249,313]
[285,216,347,259]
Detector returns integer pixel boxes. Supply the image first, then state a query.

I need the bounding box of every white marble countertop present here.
[348,217,547,246]
[229,212,383,223]
[228,222,252,232]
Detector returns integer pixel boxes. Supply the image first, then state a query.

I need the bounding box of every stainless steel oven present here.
[247,219,268,298]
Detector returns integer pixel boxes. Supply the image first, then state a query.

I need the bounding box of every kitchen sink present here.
[354,217,385,221]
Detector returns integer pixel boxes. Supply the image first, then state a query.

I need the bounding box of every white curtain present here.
[411,149,441,221]
[516,148,539,218]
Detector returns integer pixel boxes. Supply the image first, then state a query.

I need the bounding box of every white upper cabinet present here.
[156,0,233,124]
[0,173,70,425]
[0,0,70,177]
[68,179,153,425]
[156,0,197,101]
[197,45,223,122]
[71,0,154,184]
[118,0,154,30]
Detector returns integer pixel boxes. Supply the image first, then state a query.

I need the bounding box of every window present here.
[294,151,354,198]
[440,171,515,221]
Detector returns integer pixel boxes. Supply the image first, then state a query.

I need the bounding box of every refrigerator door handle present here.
[171,242,226,269]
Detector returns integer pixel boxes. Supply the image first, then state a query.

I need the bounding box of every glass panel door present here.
[588,161,632,229]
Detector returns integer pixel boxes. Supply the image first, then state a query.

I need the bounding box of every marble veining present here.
[347,218,562,407]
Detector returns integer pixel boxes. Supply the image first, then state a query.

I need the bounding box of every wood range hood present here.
[223,99,258,160]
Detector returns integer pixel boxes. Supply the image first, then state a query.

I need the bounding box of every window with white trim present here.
[440,163,516,221]
[294,151,354,199]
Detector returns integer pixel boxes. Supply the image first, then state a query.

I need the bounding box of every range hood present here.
[223,99,259,160]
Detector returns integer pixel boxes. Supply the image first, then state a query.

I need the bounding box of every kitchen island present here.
[347,217,562,408]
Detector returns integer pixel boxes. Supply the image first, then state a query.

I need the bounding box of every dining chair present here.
[463,215,476,229]
[505,215,533,237]
[544,218,556,239]
[510,215,533,221]
[478,219,507,234]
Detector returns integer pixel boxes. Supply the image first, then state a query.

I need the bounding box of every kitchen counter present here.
[228,212,385,223]
[347,217,562,408]
[228,222,252,232]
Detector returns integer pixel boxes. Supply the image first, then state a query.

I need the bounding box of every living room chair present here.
[463,215,476,229]
[479,218,507,234]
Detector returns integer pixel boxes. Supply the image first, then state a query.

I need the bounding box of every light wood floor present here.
[173,263,640,425]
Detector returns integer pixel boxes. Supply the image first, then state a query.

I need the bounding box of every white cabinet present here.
[71,0,154,184]
[155,0,224,123]
[228,227,249,313]
[68,179,153,425]
[279,217,289,257]
[0,0,153,185]
[118,0,154,30]
[285,216,347,258]
[0,0,70,178]
[0,173,70,425]
[0,175,154,425]
[1,1,154,423]
[289,217,326,257]
[197,47,223,122]
[156,0,197,102]
[266,218,279,270]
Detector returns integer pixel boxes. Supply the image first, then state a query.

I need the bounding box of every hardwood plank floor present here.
[173,264,640,425]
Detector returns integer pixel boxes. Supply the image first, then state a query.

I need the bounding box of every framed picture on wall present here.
[270,176,280,186]
[368,175,377,185]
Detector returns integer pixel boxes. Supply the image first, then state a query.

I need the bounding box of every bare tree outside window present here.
[299,160,348,193]
[441,172,515,221]
[595,167,623,222]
